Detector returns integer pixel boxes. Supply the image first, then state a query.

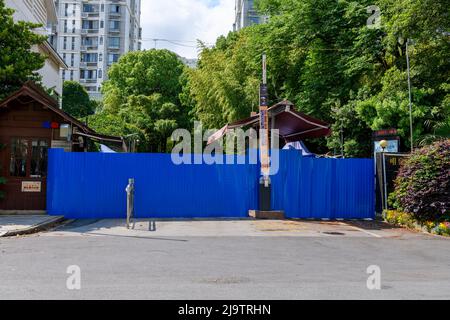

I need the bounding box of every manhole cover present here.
[200,277,250,284]
[323,231,345,236]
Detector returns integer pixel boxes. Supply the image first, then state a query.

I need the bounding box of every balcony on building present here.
[81,37,99,51]
[108,20,121,34]
[81,20,100,35]
[80,69,98,84]
[82,3,100,18]
[80,53,98,69]
[108,37,121,50]
[109,4,122,18]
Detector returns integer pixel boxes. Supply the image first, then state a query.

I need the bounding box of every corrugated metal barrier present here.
[271,150,375,219]
[46,149,259,219]
[47,148,374,219]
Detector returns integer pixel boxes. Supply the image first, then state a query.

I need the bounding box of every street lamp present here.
[125,133,139,153]
[380,139,388,152]
[379,139,388,211]
[406,39,414,152]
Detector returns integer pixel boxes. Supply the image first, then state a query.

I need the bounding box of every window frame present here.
[8,137,50,179]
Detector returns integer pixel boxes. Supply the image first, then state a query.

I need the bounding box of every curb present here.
[0,216,66,237]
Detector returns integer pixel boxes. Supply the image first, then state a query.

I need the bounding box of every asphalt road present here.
[0,219,449,299]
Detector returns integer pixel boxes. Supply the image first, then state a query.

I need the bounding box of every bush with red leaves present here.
[393,139,450,222]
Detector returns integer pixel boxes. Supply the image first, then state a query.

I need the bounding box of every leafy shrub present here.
[384,210,417,229]
[432,222,450,236]
[393,139,450,222]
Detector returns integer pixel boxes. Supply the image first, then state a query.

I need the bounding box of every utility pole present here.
[406,39,414,152]
[260,53,270,185]
[259,53,271,211]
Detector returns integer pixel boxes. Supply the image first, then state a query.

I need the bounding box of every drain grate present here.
[200,277,250,284]
[323,231,345,236]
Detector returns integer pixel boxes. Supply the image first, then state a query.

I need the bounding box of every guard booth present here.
[0,82,124,212]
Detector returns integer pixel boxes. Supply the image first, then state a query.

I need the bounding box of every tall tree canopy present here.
[0,0,46,99]
[185,0,449,156]
[90,49,190,152]
[62,81,95,118]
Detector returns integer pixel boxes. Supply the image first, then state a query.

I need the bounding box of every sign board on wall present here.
[374,140,399,153]
[21,181,42,193]
[51,140,71,152]
[372,128,400,153]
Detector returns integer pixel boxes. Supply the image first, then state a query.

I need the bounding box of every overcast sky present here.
[140,0,235,59]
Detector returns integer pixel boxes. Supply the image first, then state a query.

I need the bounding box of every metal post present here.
[259,53,271,210]
[382,152,388,211]
[126,178,135,229]
[260,53,269,184]
[406,40,414,152]
[262,53,267,85]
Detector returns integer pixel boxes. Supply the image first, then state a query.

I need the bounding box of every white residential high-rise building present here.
[4,0,67,98]
[55,0,142,99]
[233,0,266,31]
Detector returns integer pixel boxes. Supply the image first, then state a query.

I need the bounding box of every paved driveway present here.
[0,219,448,299]
[47,218,423,238]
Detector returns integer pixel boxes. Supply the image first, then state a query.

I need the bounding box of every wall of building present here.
[5,0,65,98]
[56,0,142,100]
[234,0,267,31]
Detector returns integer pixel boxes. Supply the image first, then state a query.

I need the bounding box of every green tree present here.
[0,0,46,99]
[94,49,190,152]
[183,0,449,156]
[62,81,94,118]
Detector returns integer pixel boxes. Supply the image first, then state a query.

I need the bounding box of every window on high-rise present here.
[82,20,99,30]
[81,53,98,63]
[108,37,120,48]
[108,53,120,65]
[109,21,120,31]
[82,37,98,46]
[83,4,98,13]
[110,5,121,13]
[80,70,97,80]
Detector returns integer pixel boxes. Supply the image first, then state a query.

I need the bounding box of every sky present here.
[140,0,235,59]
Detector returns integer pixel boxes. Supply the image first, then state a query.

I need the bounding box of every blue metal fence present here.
[47,148,374,219]
[47,149,259,219]
[271,150,375,219]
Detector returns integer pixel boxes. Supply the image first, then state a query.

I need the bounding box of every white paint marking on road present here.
[339,222,382,238]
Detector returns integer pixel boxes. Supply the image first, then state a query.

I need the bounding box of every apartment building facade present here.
[55,0,141,99]
[5,0,67,98]
[233,0,267,31]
